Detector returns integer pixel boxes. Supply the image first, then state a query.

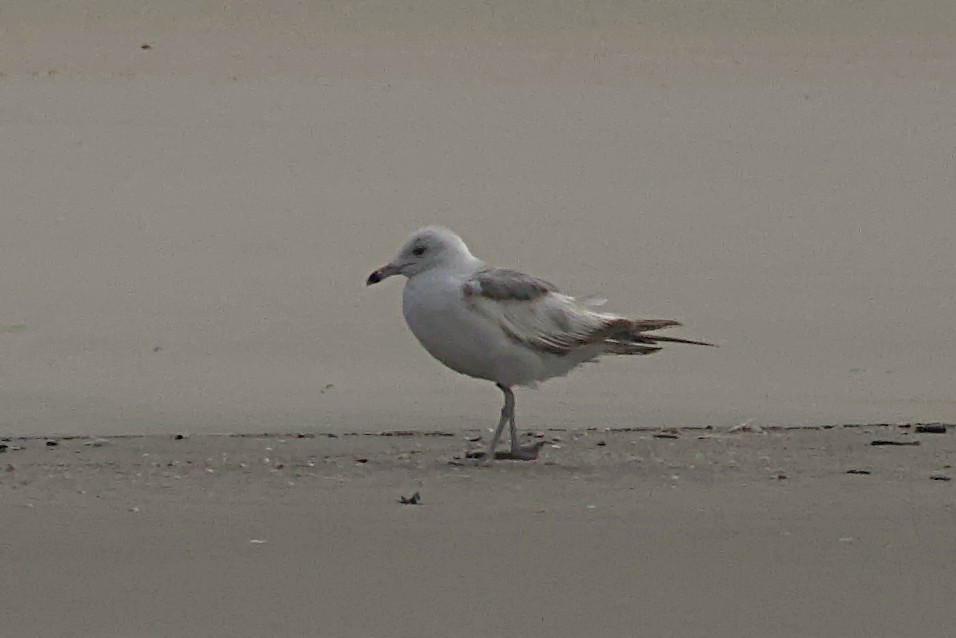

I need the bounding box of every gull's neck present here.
[415,251,483,280]
[449,252,485,271]
[447,248,484,275]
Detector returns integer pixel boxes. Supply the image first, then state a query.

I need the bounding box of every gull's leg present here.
[509,400,519,451]
[482,384,514,462]
[464,385,541,463]
[507,392,544,461]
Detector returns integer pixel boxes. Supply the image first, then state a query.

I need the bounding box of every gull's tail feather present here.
[602,317,714,354]
[639,334,716,347]
[630,319,682,332]
[602,341,662,355]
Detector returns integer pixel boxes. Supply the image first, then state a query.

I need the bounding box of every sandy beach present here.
[2,1,955,636]
[2,425,955,637]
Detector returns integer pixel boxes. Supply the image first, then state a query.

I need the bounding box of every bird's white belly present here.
[402,276,546,386]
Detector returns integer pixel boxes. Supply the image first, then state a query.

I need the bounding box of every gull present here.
[366,226,713,462]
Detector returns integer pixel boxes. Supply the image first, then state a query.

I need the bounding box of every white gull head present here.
[366,226,479,285]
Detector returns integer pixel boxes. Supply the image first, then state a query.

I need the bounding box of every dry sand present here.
[2,426,955,637]
[2,2,956,636]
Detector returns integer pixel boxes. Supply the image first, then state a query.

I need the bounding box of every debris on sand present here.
[870,440,920,447]
[653,434,678,440]
[930,472,951,482]
[45,440,58,447]
[846,469,872,475]
[729,421,764,434]
[399,492,421,505]
[379,431,453,438]
[915,424,948,434]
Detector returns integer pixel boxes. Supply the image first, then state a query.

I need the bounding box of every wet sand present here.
[3,425,955,637]
[2,1,955,435]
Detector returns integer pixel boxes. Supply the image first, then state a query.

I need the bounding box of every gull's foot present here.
[454,441,545,465]
[455,451,494,466]
[504,441,546,461]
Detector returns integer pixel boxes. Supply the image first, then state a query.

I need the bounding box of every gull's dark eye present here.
[412,246,426,256]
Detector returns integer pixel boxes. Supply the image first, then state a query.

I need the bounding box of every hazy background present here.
[2,1,955,435]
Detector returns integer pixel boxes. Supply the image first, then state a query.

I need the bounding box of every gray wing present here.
[463,268,558,301]
[463,268,635,355]
[462,267,709,356]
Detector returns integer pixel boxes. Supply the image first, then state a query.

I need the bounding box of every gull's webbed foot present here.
[461,451,495,466]
[458,441,544,463]
[504,441,546,461]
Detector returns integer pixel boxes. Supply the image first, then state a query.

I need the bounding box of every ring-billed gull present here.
[367,226,713,462]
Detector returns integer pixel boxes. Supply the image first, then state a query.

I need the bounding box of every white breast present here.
[402,272,498,381]
[401,271,585,387]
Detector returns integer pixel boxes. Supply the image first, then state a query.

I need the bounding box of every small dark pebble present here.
[930,472,951,482]
[0,444,7,453]
[46,440,58,447]
[152,346,163,352]
[174,434,185,440]
[465,446,543,461]
[380,430,453,437]
[295,433,315,439]
[355,458,368,464]
[596,441,606,447]
[870,440,920,446]
[846,469,872,475]
[915,424,948,434]
[141,43,152,50]
[653,434,679,440]
[399,492,421,505]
